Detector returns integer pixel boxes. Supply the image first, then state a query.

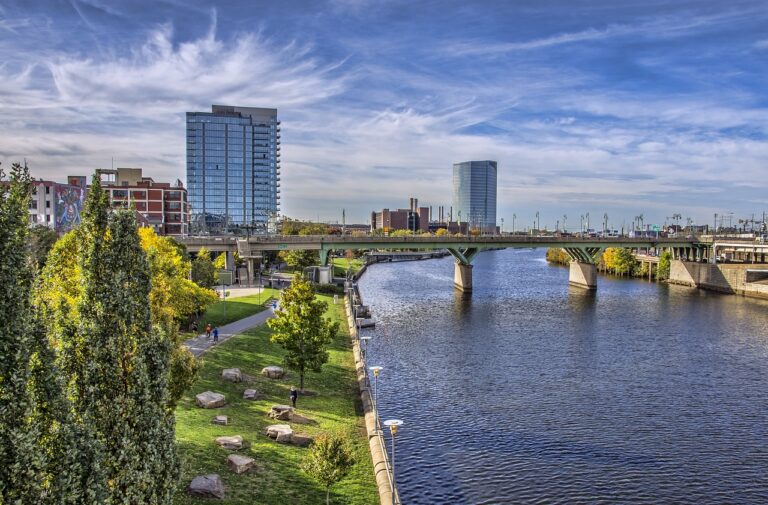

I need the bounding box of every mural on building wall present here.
[55,185,86,231]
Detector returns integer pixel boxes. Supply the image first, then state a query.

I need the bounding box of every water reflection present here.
[359,249,768,504]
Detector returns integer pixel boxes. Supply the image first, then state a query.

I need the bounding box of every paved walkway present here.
[184,304,277,357]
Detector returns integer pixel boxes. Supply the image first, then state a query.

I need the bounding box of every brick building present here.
[97,168,190,236]
[371,198,430,232]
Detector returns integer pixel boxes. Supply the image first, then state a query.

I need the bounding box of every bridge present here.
[180,235,707,292]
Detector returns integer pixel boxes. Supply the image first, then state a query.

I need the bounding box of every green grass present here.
[332,257,364,277]
[174,294,377,505]
[196,289,280,329]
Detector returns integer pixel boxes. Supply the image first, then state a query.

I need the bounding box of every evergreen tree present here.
[267,276,338,391]
[74,180,179,503]
[0,162,45,502]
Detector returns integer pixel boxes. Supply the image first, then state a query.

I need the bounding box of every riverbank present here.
[174,293,377,504]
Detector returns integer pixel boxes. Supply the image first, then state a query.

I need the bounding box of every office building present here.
[452,160,497,233]
[186,105,281,234]
[97,168,190,236]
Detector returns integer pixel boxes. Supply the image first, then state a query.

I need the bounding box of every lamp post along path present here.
[383,419,404,505]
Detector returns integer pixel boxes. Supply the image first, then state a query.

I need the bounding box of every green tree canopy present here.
[301,432,355,505]
[279,249,319,270]
[191,246,217,289]
[267,276,338,391]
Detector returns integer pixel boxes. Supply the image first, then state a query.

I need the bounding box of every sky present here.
[1,0,767,231]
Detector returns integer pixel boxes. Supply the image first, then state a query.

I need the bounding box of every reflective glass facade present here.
[452,160,497,229]
[186,105,280,234]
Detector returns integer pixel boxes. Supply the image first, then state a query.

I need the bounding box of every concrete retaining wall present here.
[669,260,768,299]
[344,294,399,505]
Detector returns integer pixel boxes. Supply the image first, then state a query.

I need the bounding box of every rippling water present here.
[358,249,768,505]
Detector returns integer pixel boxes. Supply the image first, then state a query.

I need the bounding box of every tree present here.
[658,251,672,280]
[545,248,571,265]
[27,224,59,269]
[191,247,216,288]
[213,252,227,270]
[279,249,319,270]
[267,276,338,391]
[435,227,448,236]
[74,180,179,503]
[301,432,355,505]
[0,162,46,502]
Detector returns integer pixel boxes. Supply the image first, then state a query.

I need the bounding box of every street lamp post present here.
[383,419,404,505]
[369,366,383,413]
[360,336,371,359]
[512,213,516,234]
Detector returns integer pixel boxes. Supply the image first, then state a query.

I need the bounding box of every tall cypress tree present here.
[0,163,44,502]
[75,178,178,503]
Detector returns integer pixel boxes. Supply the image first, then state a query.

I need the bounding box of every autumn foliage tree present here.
[302,432,355,505]
[267,276,338,392]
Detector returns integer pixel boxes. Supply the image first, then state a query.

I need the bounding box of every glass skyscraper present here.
[452,160,497,231]
[186,105,280,234]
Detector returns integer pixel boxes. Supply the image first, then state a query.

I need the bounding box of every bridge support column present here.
[569,261,597,290]
[454,263,473,292]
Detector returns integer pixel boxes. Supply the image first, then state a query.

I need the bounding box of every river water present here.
[357,249,768,505]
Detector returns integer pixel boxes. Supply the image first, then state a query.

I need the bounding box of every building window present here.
[46,200,50,208]
[45,186,50,194]
[29,200,37,210]
[113,190,128,198]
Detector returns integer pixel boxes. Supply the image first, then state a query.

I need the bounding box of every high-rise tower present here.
[452,160,497,232]
[186,105,280,234]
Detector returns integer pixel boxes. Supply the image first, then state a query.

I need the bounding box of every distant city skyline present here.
[1,0,766,229]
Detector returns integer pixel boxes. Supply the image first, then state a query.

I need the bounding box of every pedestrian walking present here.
[290,386,298,408]
[213,326,219,344]
[191,321,198,333]
[205,323,212,340]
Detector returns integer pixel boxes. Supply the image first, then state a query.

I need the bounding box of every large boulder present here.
[227,454,255,474]
[212,415,229,426]
[221,368,242,382]
[188,474,225,499]
[265,424,292,443]
[261,366,285,379]
[243,389,259,401]
[268,405,294,421]
[196,391,226,409]
[215,435,243,450]
[291,433,314,447]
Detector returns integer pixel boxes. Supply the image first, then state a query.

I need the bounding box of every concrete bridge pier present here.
[569,261,597,290]
[454,262,473,292]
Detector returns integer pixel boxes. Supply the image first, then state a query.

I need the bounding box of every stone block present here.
[268,405,294,421]
[227,454,255,474]
[291,433,314,447]
[265,424,292,442]
[261,366,286,379]
[212,415,228,426]
[221,368,242,382]
[188,474,225,499]
[243,389,259,400]
[196,391,226,409]
[215,435,243,450]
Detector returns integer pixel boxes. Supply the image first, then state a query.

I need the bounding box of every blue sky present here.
[1,0,767,230]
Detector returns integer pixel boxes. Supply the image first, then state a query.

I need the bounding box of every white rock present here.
[196,391,226,409]
[188,474,225,499]
[265,424,292,442]
[221,368,242,382]
[261,366,285,379]
[227,454,255,474]
[215,435,243,450]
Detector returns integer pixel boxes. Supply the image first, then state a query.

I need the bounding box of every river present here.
[357,248,768,504]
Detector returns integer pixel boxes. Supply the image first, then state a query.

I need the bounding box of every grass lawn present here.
[174,294,378,505]
[332,257,364,277]
[195,289,280,329]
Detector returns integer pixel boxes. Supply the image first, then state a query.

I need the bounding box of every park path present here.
[183,304,276,358]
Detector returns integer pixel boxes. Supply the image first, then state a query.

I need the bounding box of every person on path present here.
[213,326,219,344]
[205,323,212,340]
[290,386,298,408]
[191,321,198,333]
